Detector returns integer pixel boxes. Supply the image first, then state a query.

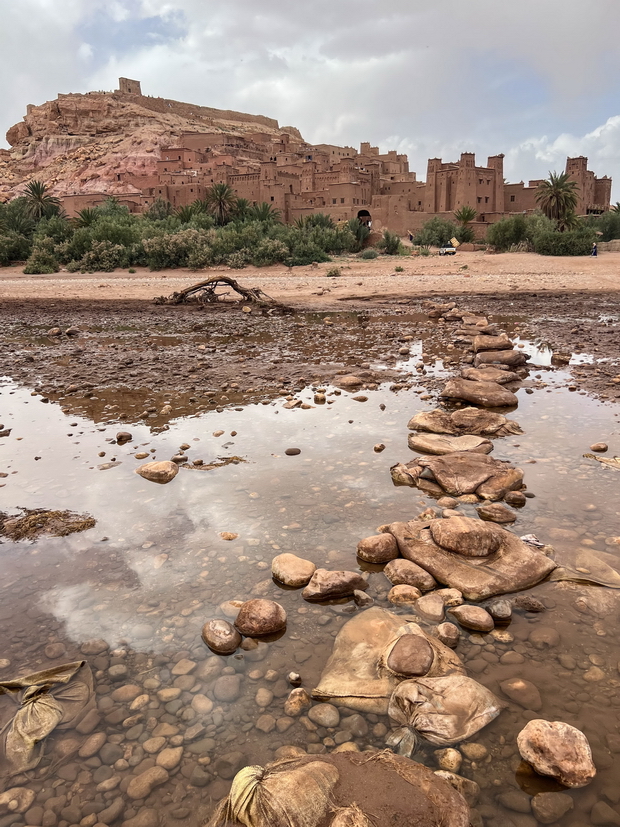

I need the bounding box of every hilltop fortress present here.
[2,79,612,235]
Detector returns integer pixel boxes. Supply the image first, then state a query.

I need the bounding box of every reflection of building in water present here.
[60,80,612,236]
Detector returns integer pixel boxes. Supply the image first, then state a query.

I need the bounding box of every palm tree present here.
[232,198,252,221]
[249,202,281,223]
[176,204,197,224]
[535,172,579,227]
[0,199,35,236]
[23,180,61,220]
[73,207,99,228]
[454,205,478,227]
[204,183,237,225]
[610,202,620,214]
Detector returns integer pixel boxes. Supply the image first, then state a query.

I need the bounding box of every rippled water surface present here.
[1,323,620,827]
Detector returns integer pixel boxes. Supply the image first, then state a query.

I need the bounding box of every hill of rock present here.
[0,85,295,202]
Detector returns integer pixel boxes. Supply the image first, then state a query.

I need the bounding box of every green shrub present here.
[588,210,620,241]
[227,250,251,269]
[0,232,31,265]
[287,241,330,266]
[486,213,556,251]
[533,228,595,256]
[378,229,402,255]
[326,266,341,277]
[359,248,378,260]
[143,229,205,269]
[23,247,60,274]
[395,265,404,272]
[34,215,73,245]
[252,238,289,266]
[413,217,458,247]
[78,241,127,271]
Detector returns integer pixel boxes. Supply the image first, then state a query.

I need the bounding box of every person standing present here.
[592,242,598,257]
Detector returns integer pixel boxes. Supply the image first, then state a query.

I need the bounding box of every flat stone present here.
[142,737,166,754]
[449,605,494,632]
[191,694,214,715]
[408,433,493,456]
[440,377,518,408]
[110,684,141,703]
[497,790,532,814]
[302,569,368,600]
[255,714,276,733]
[529,628,560,649]
[171,658,196,676]
[272,553,316,587]
[431,517,501,557]
[78,732,107,759]
[135,460,179,484]
[156,747,183,769]
[476,503,516,524]
[517,719,596,788]
[126,766,169,800]
[213,675,242,702]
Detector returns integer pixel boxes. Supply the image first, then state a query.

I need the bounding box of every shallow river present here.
[1,320,620,827]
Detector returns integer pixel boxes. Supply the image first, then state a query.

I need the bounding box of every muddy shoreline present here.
[2,291,620,417]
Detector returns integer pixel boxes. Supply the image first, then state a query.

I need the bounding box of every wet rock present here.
[122,809,159,827]
[505,491,527,507]
[335,375,364,388]
[78,732,107,759]
[126,766,169,800]
[108,664,128,681]
[288,672,302,686]
[384,559,436,592]
[110,684,141,703]
[353,589,374,607]
[302,569,368,601]
[472,334,513,352]
[517,719,596,788]
[156,747,183,769]
[486,599,512,622]
[308,703,340,728]
[434,771,480,806]
[513,595,546,613]
[272,553,316,587]
[388,585,422,605]
[374,443,386,453]
[44,643,66,659]
[284,688,312,717]
[356,534,399,564]
[531,792,574,824]
[500,678,542,710]
[476,503,516,524]
[214,751,245,780]
[435,622,460,648]
[116,432,132,444]
[81,639,109,656]
[591,801,620,826]
[474,350,528,368]
[234,599,287,636]
[255,687,273,707]
[387,635,434,677]
[255,714,276,733]
[462,366,521,384]
[497,790,532,813]
[590,443,609,453]
[408,433,493,456]
[100,743,124,764]
[431,516,500,557]
[449,605,494,632]
[436,588,463,607]
[434,748,462,773]
[213,675,242,702]
[201,619,242,654]
[143,736,166,754]
[135,461,179,484]
[191,694,214,715]
[415,592,445,622]
[0,788,35,814]
[529,628,560,649]
[285,448,301,456]
[440,377,518,408]
[408,407,523,438]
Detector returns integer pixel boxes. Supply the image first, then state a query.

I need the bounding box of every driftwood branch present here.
[154,275,293,312]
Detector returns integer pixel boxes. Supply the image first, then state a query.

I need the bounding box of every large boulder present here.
[272,553,316,587]
[461,366,521,384]
[313,607,465,714]
[440,378,518,408]
[430,517,501,557]
[517,719,596,788]
[408,407,523,437]
[387,518,556,601]
[234,599,287,636]
[408,433,493,455]
[474,350,529,367]
[357,534,399,563]
[303,569,368,601]
[135,461,179,484]
[391,451,524,502]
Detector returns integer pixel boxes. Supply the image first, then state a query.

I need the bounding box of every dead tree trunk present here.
[154,275,292,312]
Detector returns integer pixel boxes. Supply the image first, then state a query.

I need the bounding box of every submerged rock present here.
[234,599,287,636]
[501,678,542,710]
[440,378,518,408]
[272,553,316,587]
[135,460,179,484]
[517,719,596,788]
[302,569,368,601]
[201,619,242,654]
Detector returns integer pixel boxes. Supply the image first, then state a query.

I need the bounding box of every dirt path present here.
[1,251,620,303]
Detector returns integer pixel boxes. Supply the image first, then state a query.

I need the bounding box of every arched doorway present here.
[357,209,371,228]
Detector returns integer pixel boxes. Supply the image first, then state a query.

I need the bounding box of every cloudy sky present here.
[1,0,619,196]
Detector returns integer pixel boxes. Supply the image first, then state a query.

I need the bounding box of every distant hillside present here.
[0,81,292,202]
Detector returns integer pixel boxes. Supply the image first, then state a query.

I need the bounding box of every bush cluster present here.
[0,195,376,273]
[486,213,595,255]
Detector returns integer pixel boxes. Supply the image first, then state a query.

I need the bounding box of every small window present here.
[418,201,422,206]
[340,198,345,204]
[477,197,482,203]
[332,198,337,204]
[485,197,489,203]
[510,195,515,202]
[270,196,274,201]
